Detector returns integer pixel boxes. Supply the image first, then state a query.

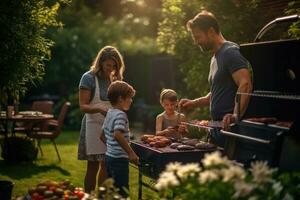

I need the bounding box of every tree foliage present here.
[157,0,265,100]
[286,0,300,38]
[0,0,66,103]
[29,0,159,98]
[156,0,276,118]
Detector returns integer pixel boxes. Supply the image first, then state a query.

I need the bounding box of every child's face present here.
[119,96,133,111]
[161,99,177,115]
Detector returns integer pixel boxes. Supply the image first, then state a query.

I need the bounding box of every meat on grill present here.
[177,144,195,151]
[195,142,216,149]
[170,142,182,149]
[181,138,199,146]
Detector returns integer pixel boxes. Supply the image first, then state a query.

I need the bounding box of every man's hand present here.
[178,98,194,111]
[128,151,139,165]
[222,113,237,130]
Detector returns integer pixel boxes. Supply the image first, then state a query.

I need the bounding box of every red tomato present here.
[49,186,56,192]
[76,191,85,199]
[31,192,39,200]
[64,194,69,200]
[37,195,44,200]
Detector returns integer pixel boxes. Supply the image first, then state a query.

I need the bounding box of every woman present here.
[78,46,125,193]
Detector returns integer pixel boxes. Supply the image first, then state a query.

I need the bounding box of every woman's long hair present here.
[90,46,125,81]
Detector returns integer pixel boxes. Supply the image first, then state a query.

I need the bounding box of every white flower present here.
[250,161,276,183]
[177,163,201,180]
[222,165,246,182]
[233,181,254,198]
[166,162,182,172]
[198,170,219,184]
[272,181,283,195]
[155,171,179,190]
[248,196,258,200]
[283,193,294,200]
[202,151,230,167]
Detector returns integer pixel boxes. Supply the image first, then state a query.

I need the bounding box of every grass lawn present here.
[0,130,157,199]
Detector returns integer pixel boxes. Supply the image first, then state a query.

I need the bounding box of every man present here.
[179,11,252,146]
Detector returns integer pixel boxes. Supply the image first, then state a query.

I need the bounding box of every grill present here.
[131,141,216,179]
[221,15,300,171]
[130,140,217,199]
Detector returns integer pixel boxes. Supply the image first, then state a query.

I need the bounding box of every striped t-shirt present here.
[102,108,130,158]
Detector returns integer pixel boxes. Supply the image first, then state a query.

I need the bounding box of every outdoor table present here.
[0,111,53,138]
[0,111,54,161]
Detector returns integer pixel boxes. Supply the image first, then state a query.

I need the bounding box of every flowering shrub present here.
[155,151,300,200]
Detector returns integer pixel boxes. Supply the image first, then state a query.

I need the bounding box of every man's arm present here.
[223,68,252,130]
[179,92,211,110]
[193,92,211,107]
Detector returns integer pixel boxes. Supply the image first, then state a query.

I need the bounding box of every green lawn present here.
[0,131,156,199]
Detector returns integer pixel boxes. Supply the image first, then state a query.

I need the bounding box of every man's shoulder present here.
[222,41,240,53]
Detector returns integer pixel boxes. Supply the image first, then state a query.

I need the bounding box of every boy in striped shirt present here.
[100,81,139,197]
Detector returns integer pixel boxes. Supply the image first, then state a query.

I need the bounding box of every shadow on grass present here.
[0,160,70,179]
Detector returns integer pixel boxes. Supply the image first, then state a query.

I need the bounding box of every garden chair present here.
[28,101,71,161]
[31,100,54,114]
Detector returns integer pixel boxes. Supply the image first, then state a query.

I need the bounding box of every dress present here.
[77,72,111,161]
[161,112,181,130]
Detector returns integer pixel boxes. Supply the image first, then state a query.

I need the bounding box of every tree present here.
[0,0,66,104]
[286,0,300,38]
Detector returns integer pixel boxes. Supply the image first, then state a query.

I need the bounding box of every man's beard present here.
[199,42,213,53]
[199,42,212,53]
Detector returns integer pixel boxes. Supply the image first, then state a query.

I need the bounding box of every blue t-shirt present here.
[79,71,110,101]
[102,108,130,158]
[209,41,249,120]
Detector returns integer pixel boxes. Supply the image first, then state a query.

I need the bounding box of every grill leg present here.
[138,163,142,200]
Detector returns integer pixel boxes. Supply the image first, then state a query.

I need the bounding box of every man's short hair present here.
[186,11,220,33]
[107,81,136,105]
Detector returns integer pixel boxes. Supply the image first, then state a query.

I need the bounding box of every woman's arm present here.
[79,88,107,115]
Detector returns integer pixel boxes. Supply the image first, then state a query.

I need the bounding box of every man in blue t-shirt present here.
[179,11,252,147]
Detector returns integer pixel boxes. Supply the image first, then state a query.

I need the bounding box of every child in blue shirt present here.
[100,81,139,197]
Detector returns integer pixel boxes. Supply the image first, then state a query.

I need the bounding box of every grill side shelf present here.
[237,91,300,100]
[220,130,271,144]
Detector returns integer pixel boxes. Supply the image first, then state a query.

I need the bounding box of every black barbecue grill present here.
[221,15,300,171]
[130,140,217,199]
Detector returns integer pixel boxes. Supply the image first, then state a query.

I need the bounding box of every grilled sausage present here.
[182,139,199,146]
[195,142,216,149]
[177,144,195,151]
[170,142,182,149]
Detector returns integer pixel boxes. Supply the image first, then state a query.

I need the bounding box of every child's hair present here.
[107,81,136,105]
[160,89,177,102]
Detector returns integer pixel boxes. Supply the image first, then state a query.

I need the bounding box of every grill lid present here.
[240,39,300,121]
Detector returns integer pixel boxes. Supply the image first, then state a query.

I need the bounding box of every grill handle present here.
[254,14,300,42]
[220,130,271,144]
